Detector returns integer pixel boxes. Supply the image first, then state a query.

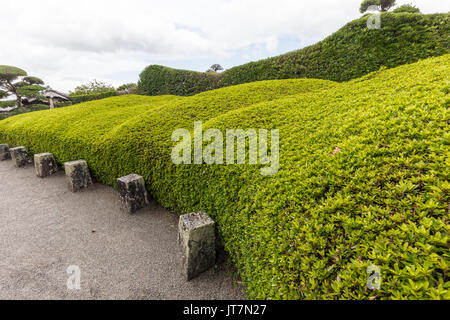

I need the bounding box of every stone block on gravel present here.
[10,146,31,167]
[117,174,149,214]
[0,144,10,161]
[64,160,92,192]
[34,153,58,178]
[178,211,216,281]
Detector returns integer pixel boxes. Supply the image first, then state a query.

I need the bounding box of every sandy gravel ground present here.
[0,159,244,300]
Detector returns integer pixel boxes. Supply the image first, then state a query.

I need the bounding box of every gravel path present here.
[0,159,244,300]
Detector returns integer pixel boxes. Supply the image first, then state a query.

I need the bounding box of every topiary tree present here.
[0,66,45,109]
[393,4,421,14]
[360,0,396,13]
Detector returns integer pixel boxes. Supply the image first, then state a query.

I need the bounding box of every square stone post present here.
[178,211,216,280]
[34,153,58,178]
[0,144,10,161]
[117,174,149,214]
[64,160,92,192]
[10,146,30,167]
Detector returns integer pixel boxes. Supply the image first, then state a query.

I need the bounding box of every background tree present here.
[117,83,135,91]
[116,83,140,95]
[0,66,45,109]
[360,0,396,13]
[380,0,396,11]
[71,79,115,95]
[206,64,224,73]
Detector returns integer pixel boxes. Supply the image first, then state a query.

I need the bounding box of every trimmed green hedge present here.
[138,65,221,96]
[138,12,450,96]
[0,56,449,299]
[70,90,117,104]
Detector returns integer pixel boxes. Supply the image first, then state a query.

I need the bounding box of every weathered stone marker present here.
[9,146,31,167]
[178,211,216,280]
[64,160,92,192]
[34,153,58,178]
[0,144,11,161]
[117,174,149,214]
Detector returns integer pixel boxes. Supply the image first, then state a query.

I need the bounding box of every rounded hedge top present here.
[393,5,421,13]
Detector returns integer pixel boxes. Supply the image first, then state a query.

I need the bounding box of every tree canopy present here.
[206,64,224,73]
[0,66,27,81]
[360,0,396,13]
[23,76,45,85]
[0,89,8,99]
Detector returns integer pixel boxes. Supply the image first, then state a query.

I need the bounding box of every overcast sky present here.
[1,0,448,92]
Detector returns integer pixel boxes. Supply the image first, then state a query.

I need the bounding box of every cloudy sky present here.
[1,0,448,92]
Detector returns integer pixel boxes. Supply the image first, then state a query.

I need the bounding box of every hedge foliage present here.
[393,5,421,14]
[0,55,449,299]
[138,65,221,96]
[138,12,449,96]
[70,90,117,104]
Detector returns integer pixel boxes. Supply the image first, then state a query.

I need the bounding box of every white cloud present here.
[0,0,448,92]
